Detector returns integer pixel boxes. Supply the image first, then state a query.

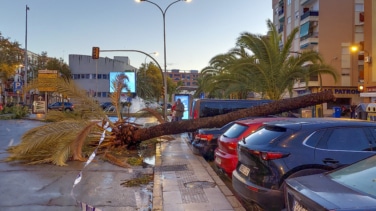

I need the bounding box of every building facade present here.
[359,0,375,102]
[273,0,367,116]
[168,69,199,87]
[69,55,199,103]
[69,55,137,103]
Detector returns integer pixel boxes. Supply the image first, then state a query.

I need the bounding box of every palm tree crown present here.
[197,19,338,100]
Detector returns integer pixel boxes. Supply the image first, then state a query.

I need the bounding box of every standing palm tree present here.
[233,19,338,100]
[197,19,338,101]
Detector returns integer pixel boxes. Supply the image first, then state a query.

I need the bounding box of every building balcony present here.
[278,8,284,17]
[300,33,319,49]
[301,0,317,6]
[301,11,319,22]
[278,25,284,33]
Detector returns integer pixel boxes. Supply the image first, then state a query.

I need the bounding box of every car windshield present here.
[222,123,248,138]
[328,155,376,197]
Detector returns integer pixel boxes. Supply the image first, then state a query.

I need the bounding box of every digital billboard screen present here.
[109,72,136,93]
[174,94,190,120]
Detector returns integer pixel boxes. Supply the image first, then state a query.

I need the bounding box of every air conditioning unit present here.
[364,56,372,63]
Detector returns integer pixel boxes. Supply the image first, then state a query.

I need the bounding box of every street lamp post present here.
[100,49,164,97]
[144,52,158,67]
[136,0,190,120]
[23,5,30,104]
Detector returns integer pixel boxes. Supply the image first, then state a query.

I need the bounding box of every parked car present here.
[188,99,272,141]
[192,121,238,161]
[48,102,74,111]
[214,117,288,177]
[100,102,113,110]
[232,118,376,211]
[285,154,376,211]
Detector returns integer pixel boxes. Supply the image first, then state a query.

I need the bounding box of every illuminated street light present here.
[136,0,191,120]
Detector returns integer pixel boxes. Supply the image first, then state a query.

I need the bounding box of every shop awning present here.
[300,22,310,37]
[360,92,376,97]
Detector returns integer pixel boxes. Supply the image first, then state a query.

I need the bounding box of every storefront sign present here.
[323,88,360,95]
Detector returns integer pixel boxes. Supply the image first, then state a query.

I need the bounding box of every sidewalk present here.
[153,133,245,211]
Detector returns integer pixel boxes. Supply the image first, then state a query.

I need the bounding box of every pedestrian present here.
[171,102,177,122]
[174,98,184,121]
[350,104,357,119]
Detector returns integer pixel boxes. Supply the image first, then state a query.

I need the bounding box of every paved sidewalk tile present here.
[153,133,245,211]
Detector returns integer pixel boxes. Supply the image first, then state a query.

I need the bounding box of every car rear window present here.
[328,155,376,197]
[222,123,249,138]
[243,126,285,146]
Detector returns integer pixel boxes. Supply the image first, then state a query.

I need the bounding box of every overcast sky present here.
[1,0,272,71]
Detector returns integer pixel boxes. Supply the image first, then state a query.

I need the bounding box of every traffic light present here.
[92,47,100,59]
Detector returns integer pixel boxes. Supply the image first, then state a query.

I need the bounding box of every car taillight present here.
[196,134,214,141]
[193,110,198,119]
[222,141,237,152]
[248,150,288,161]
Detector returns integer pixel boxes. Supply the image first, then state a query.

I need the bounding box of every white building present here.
[69,55,137,103]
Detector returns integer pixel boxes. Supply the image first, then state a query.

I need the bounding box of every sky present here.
[0,0,272,71]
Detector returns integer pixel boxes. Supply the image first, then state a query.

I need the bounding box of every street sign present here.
[13,82,23,92]
[38,70,58,92]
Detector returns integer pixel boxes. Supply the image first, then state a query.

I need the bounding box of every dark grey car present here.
[232,118,376,210]
[285,154,376,211]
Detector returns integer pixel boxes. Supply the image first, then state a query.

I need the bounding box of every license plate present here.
[215,157,221,165]
[239,164,250,176]
[293,200,308,211]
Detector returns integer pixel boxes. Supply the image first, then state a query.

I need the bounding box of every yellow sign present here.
[38,70,58,91]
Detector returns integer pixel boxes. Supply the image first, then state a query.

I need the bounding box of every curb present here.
[152,142,163,211]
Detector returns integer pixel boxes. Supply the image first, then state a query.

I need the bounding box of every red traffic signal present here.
[92,47,100,59]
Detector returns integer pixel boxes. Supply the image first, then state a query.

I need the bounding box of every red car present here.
[214,117,288,177]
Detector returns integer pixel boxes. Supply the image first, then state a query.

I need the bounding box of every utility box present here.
[332,107,341,118]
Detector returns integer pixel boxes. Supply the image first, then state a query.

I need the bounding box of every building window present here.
[287,0,291,5]
[92,74,96,79]
[287,16,291,23]
[103,74,108,79]
[98,74,102,79]
[355,3,364,12]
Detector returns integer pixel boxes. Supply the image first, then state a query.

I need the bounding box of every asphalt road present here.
[0,119,153,211]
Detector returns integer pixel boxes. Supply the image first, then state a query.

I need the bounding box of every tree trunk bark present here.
[133,90,335,142]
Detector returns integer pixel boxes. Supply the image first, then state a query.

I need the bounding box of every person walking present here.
[171,102,176,122]
[174,98,185,121]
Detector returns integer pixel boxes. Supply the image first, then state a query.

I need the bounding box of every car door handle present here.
[322,158,339,164]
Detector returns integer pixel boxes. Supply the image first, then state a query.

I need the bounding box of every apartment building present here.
[168,69,199,86]
[360,0,375,102]
[273,0,370,116]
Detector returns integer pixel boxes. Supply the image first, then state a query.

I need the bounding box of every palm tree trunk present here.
[133,90,335,142]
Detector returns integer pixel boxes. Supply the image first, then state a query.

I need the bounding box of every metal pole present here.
[100,49,164,115]
[139,0,185,120]
[23,5,29,104]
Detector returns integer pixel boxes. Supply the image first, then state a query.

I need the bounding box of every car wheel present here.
[202,144,215,161]
[65,108,72,112]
